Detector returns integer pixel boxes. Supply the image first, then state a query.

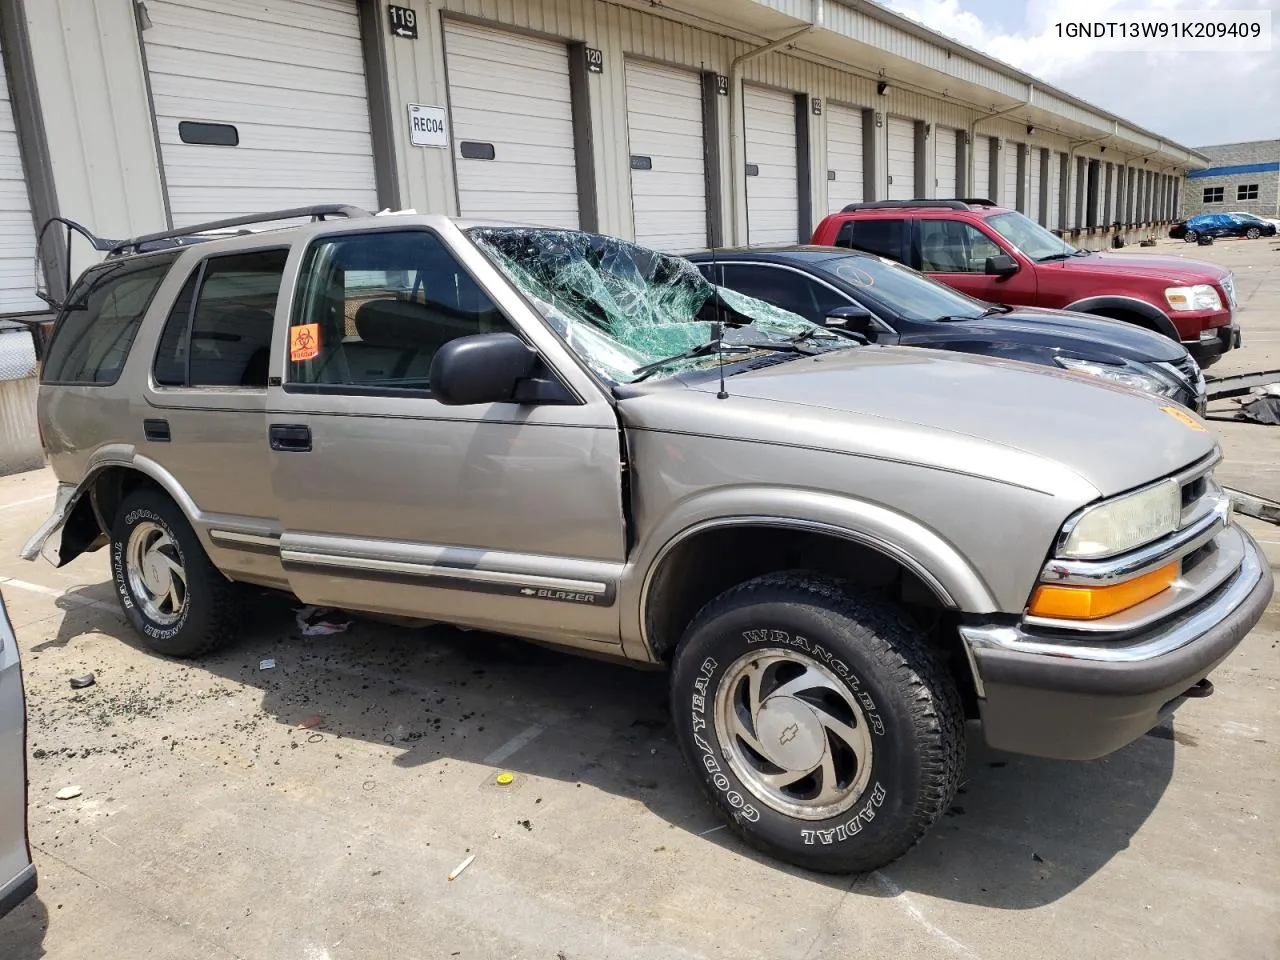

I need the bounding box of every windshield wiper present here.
[631,336,823,382]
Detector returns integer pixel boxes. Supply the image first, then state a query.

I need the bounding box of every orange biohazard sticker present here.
[290,323,320,363]
[1160,405,1207,432]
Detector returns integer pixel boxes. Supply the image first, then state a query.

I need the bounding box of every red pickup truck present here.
[811,200,1240,366]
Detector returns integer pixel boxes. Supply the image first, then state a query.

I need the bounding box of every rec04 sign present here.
[408,104,448,148]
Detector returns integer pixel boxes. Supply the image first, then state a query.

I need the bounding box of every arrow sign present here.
[387,5,418,40]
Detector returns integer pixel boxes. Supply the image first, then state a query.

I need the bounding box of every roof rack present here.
[839,199,998,213]
[108,204,371,256]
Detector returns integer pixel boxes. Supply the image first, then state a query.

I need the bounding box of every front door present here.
[916,218,1037,305]
[265,227,626,646]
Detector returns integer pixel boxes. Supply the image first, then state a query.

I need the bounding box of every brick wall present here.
[1181,139,1280,218]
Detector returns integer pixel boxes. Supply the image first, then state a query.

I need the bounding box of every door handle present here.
[143,418,170,442]
[269,423,312,452]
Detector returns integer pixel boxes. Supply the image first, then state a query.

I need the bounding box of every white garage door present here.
[1048,152,1061,230]
[974,135,991,200]
[1028,148,1041,224]
[743,85,798,246]
[143,0,378,227]
[1004,144,1020,210]
[934,126,957,199]
[624,60,706,253]
[446,21,578,229]
[826,103,863,214]
[886,117,915,200]
[0,35,39,313]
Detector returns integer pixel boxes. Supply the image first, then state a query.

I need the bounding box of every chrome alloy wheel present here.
[714,649,875,820]
[125,521,187,625]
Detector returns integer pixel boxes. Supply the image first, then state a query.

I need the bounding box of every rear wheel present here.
[669,573,964,873]
[1183,229,1198,242]
[1245,227,1261,240]
[110,489,243,658]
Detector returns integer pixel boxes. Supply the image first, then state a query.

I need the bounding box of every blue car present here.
[1170,213,1277,242]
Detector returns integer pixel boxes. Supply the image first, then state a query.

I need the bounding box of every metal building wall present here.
[22,0,167,274]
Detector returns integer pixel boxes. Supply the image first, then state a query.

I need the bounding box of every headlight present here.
[1164,284,1222,312]
[1055,356,1178,397]
[1060,479,1181,559]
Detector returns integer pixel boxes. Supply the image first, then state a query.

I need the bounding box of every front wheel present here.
[1245,227,1261,240]
[110,489,244,658]
[669,573,964,873]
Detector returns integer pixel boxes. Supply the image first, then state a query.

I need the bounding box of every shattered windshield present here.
[469,227,845,383]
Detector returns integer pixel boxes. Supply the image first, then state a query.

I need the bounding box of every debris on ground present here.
[55,786,82,800]
[69,673,96,690]
[495,772,515,786]
[295,605,352,637]
[448,854,476,881]
[259,659,276,670]
[1032,852,1045,863]
[1236,395,1280,425]
[297,715,323,730]
[517,819,532,831]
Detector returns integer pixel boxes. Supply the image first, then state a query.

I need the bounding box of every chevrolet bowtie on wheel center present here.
[25,207,1273,873]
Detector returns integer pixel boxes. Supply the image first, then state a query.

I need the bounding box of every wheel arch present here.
[1062,295,1180,341]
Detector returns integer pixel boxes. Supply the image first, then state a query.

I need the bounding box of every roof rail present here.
[840,200,971,212]
[108,204,370,256]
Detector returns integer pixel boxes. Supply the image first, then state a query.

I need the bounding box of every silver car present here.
[0,592,36,920]
[24,207,1274,873]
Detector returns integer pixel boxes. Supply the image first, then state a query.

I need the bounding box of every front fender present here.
[619,486,1000,660]
[1062,295,1179,341]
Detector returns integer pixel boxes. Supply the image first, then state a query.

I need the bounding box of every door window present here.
[152,249,287,388]
[917,220,1001,273]
[42,253,177,385]
[717,264,847,323]
[833,218,905,262]
[288,230,513,391]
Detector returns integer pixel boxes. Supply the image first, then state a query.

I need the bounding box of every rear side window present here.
[834,218,905,263]
[41,254,176,385]
[152,249,287,388]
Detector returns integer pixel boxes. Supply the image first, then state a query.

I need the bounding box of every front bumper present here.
[960,528,1272,761]
[1186,322,1240,365]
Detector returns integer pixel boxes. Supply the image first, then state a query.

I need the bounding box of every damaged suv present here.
[25,207,1272,873]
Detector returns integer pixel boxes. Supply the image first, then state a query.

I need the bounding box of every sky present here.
[877,0,1278,149]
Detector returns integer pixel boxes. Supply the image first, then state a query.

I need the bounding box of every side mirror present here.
[984,254,1019,278]
[430,333,539,405]
[824,304,878,341]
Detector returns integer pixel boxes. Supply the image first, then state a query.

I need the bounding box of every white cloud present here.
[878,0,1278,147]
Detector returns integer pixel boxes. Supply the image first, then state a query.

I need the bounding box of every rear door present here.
[0,592,35,919]
[265,225,625,645]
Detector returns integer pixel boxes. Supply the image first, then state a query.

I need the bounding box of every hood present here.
[619,346,1215,499]
[943,307,1187,363]
[1051,251,1229,284]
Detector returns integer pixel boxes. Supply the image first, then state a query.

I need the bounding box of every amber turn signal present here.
[1027,561,1178,620]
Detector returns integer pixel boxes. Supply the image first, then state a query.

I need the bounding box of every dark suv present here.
[812,200,1240,366]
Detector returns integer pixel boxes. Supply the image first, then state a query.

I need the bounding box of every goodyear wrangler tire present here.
[670,572,964,873]
[110,489,242,658]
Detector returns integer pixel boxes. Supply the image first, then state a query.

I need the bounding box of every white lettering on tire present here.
[690,656,761,824]
[799,782,888,845]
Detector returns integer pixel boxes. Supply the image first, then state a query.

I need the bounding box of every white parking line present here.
[482,724,546,766]
[0,575,123,617]
[871,871,981,959]
[0,492,54,511]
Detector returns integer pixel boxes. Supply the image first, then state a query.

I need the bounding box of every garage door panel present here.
[886,116,914,201]
[626,60,706,252]
[826,103,863,213]
[144,0,378,225]
[935,127,957,198]
[744,84,798,245]
[0,34,39,313]
[446,21,579,229]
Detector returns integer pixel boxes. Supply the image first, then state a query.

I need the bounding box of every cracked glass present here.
[469,228,843,384]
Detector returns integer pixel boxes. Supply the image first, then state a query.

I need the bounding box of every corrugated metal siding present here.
[0,33,40,314]
[23,0,167,276]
